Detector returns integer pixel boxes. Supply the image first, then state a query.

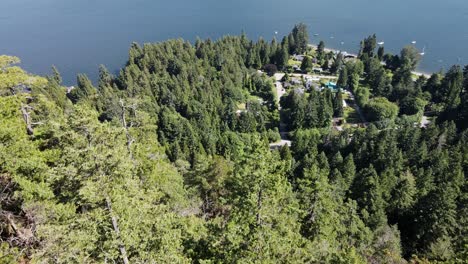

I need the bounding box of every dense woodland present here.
[0,24,467,263]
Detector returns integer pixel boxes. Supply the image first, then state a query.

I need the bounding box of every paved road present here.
[290,73,338,80]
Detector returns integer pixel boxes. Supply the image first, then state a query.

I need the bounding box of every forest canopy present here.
[0,23,467,263]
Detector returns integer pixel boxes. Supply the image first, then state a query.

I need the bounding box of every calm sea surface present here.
[1,0,468,84]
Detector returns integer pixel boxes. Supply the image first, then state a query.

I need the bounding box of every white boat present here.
[411,41,417,44]
[377,42,384,45]
[275,31,278,35]
[420,46,425,56]
[314,33,319,36]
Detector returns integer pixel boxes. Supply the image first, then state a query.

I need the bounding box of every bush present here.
[365,97,399,122]
[263,64,278,76]
[400,96,427,115]
[267,128,281,142]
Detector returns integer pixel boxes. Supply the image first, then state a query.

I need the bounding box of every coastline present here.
[308,44,432,78]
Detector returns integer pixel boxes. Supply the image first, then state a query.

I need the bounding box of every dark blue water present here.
[1,0,467,84]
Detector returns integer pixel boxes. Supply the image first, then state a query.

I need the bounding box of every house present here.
[292,54,305,61]
[303,76,320,89]
[290,77,302,86]
[292,65,302,72]
[305,75,320,82]
[312,67,323,74]
[293,88,305,95]
[344,54,357,59]
[325,81,337,90]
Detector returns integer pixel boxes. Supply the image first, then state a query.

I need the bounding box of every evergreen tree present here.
[337,67,348,89]
[317,40,325,63]
[51,65,62,85]
[300,56,313,73]
[292,23,309,54]
[68,73,96,104]
[441,65,463,110]
[353,166,387,230]
[377,46,385,61]
[333,89,344,117]
[276,43,289,70]
[331,52,344,74]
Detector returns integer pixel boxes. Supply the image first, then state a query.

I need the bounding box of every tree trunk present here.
[20,103,34,135]
[119,99,134,160]
[105,196,130,264]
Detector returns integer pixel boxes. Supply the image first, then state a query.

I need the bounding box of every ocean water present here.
[1,0,467,84]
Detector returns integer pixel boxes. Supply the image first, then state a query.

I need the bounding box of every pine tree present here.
[340,154,356,192]
[297,165,342,260]
[333,89,344,117]
[331,52,344,74]
[377,46,385,61]
[51,65,62,85]
[353,166,387,230]
[276,43,289,70]
[292,23,309,54]
[337,67,348,89]
[441,65,463,110]
[300,56,313,73]
[68,74,96,104]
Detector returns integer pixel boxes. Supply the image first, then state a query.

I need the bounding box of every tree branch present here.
[119,99,135,160]
[20,103,34,135]
[105,196,130,264]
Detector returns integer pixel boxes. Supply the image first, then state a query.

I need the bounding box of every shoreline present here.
[308,44,432,78]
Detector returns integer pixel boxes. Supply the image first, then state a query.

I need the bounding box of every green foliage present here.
[337,66,348,88]
[365,97,399,122]
[289,23,309,54]
[359,34,377,58]
[0,55,48,93]
[300,56,313,72]
[333,89,344,117]
[1,27,467,263]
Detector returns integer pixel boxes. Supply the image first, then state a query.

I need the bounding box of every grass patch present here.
[288,59,301,66]
[344,106,361,124]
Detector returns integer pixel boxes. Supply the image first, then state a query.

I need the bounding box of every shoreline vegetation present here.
[308,43,431,78]
[0,23,467,263]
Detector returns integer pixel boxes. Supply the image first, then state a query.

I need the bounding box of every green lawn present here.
[343,106,361,124]
[288,59,301,66]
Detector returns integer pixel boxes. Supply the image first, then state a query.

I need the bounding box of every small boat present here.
[420,46,425,56]
[411,41,417,44]
[340,41,345,45]
[275,31,278,35]
[314,33,319,36]
[330,36,335,39]
[377,42,385,45]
